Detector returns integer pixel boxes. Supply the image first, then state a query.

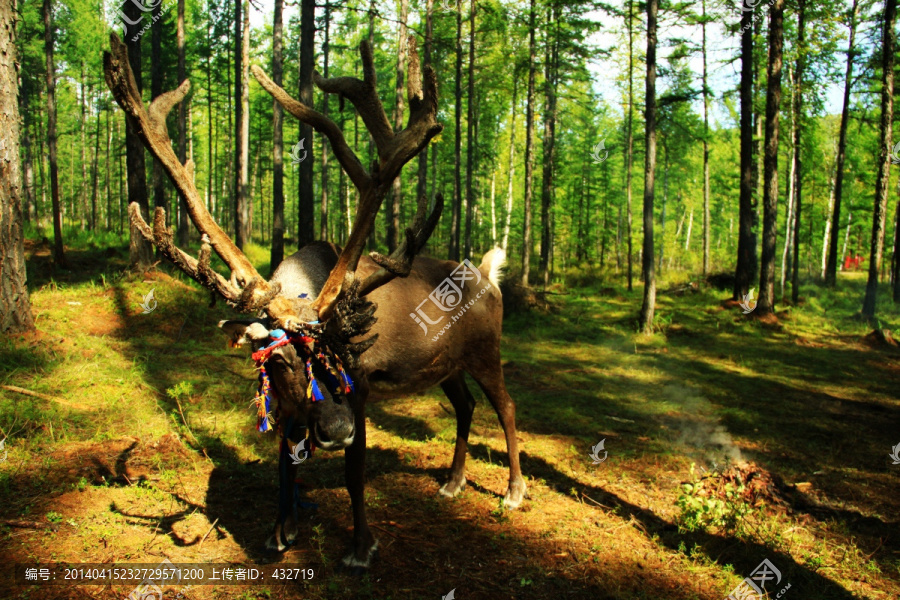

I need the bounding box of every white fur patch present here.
[481,248,506,289]
[341,539,380,569]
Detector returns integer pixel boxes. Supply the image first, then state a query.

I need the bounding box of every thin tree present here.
[502,75,518,252]
[416,0,434,205]
[734,0,756,300]
[298,0,315,246]
[624,0,635,291]
[701,0,710,276]
[826,0,860,286]
[43,0,66,267]
[448,0,463,261]
[756,0,785,317]
[388,0,408,252]
[234,0,250,248]
[176,0,189,245]
[151,0,167,227]
[320,1,333,241]
[861,0,897,319]
[639,0,658,333]
[1,0,35,332]
[790,0,806,304]
[540,5,558,287]
[521,0,537,284]
[270,0,285,271]
[464,0,476,259]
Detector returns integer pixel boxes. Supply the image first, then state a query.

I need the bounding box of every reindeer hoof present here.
[339,539,379,574]
[439,478,466,498]
[502,479,527,510]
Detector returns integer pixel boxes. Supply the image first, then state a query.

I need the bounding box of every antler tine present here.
[251,65,370,192]
[313,41,395,158]
[105,33,275,313]
[358,193,444,297]
[129,204,242,302]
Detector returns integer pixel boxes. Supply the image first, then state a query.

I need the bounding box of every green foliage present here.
[675,464,755,536]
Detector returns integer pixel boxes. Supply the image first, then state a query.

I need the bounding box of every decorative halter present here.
[250,327,355,434]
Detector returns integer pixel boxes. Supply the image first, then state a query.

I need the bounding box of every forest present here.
[1,0,899,598]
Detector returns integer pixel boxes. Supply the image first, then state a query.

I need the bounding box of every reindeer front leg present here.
[341,393,377,573]
[268,417,305,552]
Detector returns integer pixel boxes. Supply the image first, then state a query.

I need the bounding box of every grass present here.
[0,235,898,599]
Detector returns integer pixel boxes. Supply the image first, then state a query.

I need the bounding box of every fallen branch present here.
[0,385,88,410]
[198,517,220,549]
[1,519,59,530]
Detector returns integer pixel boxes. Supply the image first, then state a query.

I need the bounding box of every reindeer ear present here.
[219,319,271,348]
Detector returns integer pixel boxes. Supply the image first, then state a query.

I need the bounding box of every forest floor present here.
[1,238,899,600]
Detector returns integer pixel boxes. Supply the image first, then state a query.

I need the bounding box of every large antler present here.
[104,33,280,313]
[252,36,443,321]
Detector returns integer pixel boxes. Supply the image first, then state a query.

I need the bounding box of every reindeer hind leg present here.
[438,372,477,498]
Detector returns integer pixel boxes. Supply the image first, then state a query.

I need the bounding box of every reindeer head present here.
[103,33,442,450]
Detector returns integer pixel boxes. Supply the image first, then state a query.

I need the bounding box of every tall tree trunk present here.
[521,0,536,284]
[20,77,36,223]
[756,0,785,317]
[1,0,34,332]
[826,0,859,287]
[639,0,658,333]
[702,0,710,277]
[416,0,434,205]
[821,156,836,278]
[90,87,101,229]
[734,0,756,299]
[624,0,635,291]
[176,0,189,245]
[862,0,897,319]
[79,67,88,230]
[892,192,900,301]
[780,72,796,301]
[448,0,463,261]
[235,0,250,247]
[502,77,517,252]
[43,0,66,267]
[151,0,167,228]
[791,0,806,304]
[388,0,408,252]
[464,0,477,259]
[659,139,668,270]
[490,171,497,245]
[685,207,693,250]
[320,0,332,242]
[270,0,285,272]
[540,6,558,287]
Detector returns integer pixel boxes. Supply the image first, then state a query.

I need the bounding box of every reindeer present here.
[103,32,526,572]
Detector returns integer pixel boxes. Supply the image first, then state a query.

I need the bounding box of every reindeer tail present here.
[479,248,506,290]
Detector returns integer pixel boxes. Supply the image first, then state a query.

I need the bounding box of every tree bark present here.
[90,86,101,229]
[151,0,166,232]
[388,0,408,253]
[234,0,250,248]
[176,0,189,245]
[756,0,785,317]
[791,0,806,304]
[734,0,756,300]
[540,5,558,287]
[270,0,285,272]
[464,0,476,260]
[43,0,66,267]
[448,0,463,261]
[826,0,859,287]
[1,0,34,332]
[624,0,635,291]
[821,155,836,278]
[639,0,658,333]
[862,0,896,319]
[416,0,434,208]
[502,77,517,252]
[702,0,710,276]
[521,0,536,284]
[320,0,333,242]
